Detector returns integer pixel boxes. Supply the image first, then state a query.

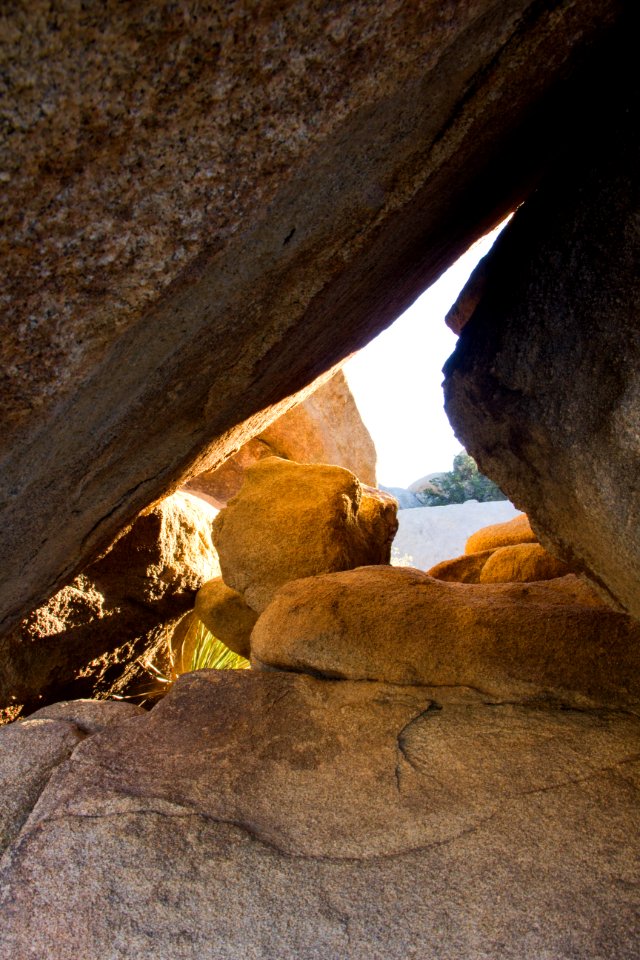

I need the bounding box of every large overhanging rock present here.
[0,1,625,636]
[443,72,640,618]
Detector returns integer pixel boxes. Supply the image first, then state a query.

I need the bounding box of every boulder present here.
[0,671,638,958]
[0,2,626,640]
[479,542,571,583]
[0,492,219,720]
[465,513,536,554]
[212,458,398,613]
[429,543,571,583]
[392,499,520,571]
[186,370,377,505]
[427,550,496,583]
[251,567,640,708]
[194,578,258,660]
[444,72,640,617]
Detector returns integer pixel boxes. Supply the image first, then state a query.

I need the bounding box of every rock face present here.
[194,578,258,659]
[251,567,640,708]
[444,72,640,618]
[1,671,638,959]
[0,2,626,638]
[213,458,398,613]
[186,369,377,505]
[0,492,219,719]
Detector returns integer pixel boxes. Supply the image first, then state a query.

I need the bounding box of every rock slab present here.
[0,671,638,959]
[251,566,640,708]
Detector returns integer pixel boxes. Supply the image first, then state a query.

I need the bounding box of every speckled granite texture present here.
[0,1,623,633]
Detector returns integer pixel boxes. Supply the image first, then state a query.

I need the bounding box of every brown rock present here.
[479,542,571,583]
[24,699,145,735]
[251,567,640,708]
[0,671,638,958]
[194,578,258,660]
[0,718,84,857]
[427,549,495,583]
[465,513,536,554]
[212,458,398,612]
[186,369,377,505]
[444,72,640,617]
[0,2,625,639]
[0,492,219,718]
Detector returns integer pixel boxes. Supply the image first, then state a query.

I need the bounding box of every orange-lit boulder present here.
[251,567,640,708]
[213,458,397,613]
[427,550,495,583]
[194,578,258,660]
[479,542,571,583]
[465,513,536,554]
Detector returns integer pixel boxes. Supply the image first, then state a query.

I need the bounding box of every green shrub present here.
[417,451,506,506]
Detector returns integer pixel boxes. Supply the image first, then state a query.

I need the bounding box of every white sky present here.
[343,219,509,489]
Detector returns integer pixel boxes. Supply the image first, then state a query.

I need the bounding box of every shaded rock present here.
[187,370,376,505]
[251,567,640,708]
[479,542,571,583]
[0,671,638,959]
[392,499,520,571]
[465,513,535,554]
[213,458,397,613]
[194,578,258,660]
[0,2,626,641]
[427,549,496,583]
[24,700,145,735]
[0,718,84,856]
[0,492,219,719]
[444,71,640,617]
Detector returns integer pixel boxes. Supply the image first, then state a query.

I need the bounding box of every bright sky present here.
[343,219,509,489]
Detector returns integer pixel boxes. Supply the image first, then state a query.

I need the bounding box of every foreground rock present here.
[213,458,397,612]
[251,567,640,708]
[0,3,625,641]
[444,73,640,617]
[0,671,638,959]
[0,700,142,856]
[185,370,376,505]
[0,492,219,720]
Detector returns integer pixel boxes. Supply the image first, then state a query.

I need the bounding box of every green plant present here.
[417,451,507,506]
[188,619,249,672]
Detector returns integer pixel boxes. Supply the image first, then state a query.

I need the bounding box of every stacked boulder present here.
[195,463,640,711]
[193,457,398,657]
[427,513,571,583]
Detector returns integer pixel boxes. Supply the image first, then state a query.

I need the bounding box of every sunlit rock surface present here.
[213,458,397,613]
[251,566,640,708]
[185,369,377,505]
